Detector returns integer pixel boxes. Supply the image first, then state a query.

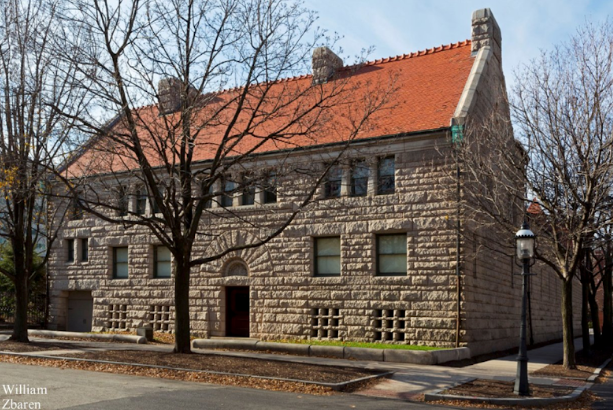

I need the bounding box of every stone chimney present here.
[158,77,182,115]
[471,8,501,62]
[312,47,343,85]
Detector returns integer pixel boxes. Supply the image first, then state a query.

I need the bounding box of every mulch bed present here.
[427,391,597,410]
[58,349,378,383]
[0,339,81,352]
[442,379,574,399]
[532,347,612,379]
[0,354,335,395]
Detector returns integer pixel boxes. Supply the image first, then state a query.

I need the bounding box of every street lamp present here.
[514,221,536,396]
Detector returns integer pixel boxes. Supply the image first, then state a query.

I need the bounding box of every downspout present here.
[452,123,464,348]
[455,155,461,348]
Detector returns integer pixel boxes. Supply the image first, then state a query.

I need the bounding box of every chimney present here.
[312,47,343,85]
[158,77,182,115]
[471,8,502,62]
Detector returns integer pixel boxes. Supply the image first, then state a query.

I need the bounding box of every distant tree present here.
[0,243,46,321]
[452,20,613,369]
[58,0,392,353]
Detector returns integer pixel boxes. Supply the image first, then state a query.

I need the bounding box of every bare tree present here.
[57,0,392,353]
[452,20,613,369]
[0,0,88,342]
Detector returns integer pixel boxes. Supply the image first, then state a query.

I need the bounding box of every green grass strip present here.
[271,339,442,351]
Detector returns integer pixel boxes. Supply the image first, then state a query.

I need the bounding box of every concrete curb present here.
[424,383,591,406]
[588,357,611,382]
[309,345,344,359]
[192,339,257,350]
[191,339,469,364]
[28,330,146,344]
[0,351,392,392]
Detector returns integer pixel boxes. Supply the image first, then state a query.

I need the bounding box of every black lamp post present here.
[514,221,536,396]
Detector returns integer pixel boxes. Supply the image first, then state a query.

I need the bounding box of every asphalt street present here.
[0,362,458,410]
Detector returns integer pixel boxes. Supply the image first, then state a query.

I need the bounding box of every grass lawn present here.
[272,339,442,351]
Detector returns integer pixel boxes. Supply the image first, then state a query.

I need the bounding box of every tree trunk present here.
[588,287,602,347]
[580,264,591,355]
[587,252,602,347]
[174,260,191,354]
[603,252,613,344]
[562,277,576,369]
[10,246,29,343]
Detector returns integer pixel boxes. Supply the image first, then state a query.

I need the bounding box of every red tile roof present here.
[527,199,542,215]
[67,40,474,176]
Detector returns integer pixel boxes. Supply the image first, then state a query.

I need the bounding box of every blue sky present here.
[305,0,613,88]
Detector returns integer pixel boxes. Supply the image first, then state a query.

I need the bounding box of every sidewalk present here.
[0,333,601,401]
[355,336,589,400]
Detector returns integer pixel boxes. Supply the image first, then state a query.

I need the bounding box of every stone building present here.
[48,8,580,356]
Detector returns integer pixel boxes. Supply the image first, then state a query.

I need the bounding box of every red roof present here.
[527,199,542,215]
[68,40,474,176]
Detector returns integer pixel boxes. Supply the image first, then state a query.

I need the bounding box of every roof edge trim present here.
[452,45,492,124]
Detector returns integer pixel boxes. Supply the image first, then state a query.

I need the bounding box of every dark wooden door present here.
[226,287,249,337]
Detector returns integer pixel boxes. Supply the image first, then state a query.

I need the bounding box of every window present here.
[263,172,277,204]
[377,157,395,195]
[80,238,89,262]
[66,239,74,263]
[117,186,128,216]
[151,186,164,214]
[221,177,234,207]
[154,246,172,278]
[135,188,147,215]
[226,260,248,277]
[113,247,129,279]
[241,174,255,206]
[351,160,369,197]
[324,165,342,198]
[315,237,341,276]
[202,180,213,209]
[71,195,83,220]
[376,234,407,276]
[151,197,160,214]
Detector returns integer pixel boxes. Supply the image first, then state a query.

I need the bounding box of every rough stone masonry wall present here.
[457,13,582,356]
[193,144,460,346]
[461,230,582,357]
[48,135,463,348]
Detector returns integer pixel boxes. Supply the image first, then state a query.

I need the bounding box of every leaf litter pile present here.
[0,349,386,395]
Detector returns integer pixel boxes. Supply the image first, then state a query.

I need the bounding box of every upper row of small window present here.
[213,172,277,209]
[70,156,395,220]
[324,157,395,199]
